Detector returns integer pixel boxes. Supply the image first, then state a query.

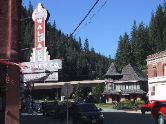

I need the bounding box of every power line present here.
[86,0,107,25]
[71,0,100,36]
[74,0,108,36]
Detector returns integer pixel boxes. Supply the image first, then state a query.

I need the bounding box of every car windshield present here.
[77,104,98,112]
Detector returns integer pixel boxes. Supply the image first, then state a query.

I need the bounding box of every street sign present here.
[61,83,73,97]
[20,59,62,74]
[22,72,58,82]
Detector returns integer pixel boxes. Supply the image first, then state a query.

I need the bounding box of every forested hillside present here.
[21,3,112,81]
[115,2,166,72]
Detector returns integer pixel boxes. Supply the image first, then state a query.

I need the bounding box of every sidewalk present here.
[102,108,150,114]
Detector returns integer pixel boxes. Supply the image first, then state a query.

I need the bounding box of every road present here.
[103,111,155,124]
[20,110,156,124]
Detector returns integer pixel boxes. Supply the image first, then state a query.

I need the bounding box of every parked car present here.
[70,103,104,124]
[42,102,59,116]
[141,101,155,114]
[151,101,166,124]
[33,102,43,113]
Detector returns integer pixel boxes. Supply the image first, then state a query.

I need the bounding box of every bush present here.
[113,99,145,110]
[134,100,145,109]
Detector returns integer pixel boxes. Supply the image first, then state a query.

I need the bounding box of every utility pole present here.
[0,1,21,124]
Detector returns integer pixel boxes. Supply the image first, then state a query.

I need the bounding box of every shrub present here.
[134,100,145,109]
[115,100,133,110]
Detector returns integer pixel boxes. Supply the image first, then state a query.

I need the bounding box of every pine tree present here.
[149,4,164,52]
[115,33,130,71]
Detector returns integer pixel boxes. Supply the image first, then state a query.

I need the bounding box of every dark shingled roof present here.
[105,63,121,77]
[120,63,147,82]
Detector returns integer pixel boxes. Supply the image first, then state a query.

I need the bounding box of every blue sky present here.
[22,0,164,58]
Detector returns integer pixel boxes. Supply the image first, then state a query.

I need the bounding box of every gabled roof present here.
[105,63,121,77]
[119,63,147,82]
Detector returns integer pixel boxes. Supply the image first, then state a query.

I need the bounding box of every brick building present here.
[147,50,166,101]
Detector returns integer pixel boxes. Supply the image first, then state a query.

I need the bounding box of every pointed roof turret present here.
[105,63,122,78]
[120,63,147,81]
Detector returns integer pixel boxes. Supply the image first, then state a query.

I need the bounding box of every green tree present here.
[91,84,105,103]
[72,83,84,102]
[149,4,164,52]
[115,33,130,71]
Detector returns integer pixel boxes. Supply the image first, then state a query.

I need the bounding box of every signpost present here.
[62,83,73,124]
[20,3,63,116]
[20,3,62,83]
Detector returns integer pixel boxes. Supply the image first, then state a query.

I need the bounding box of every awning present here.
[33,80,105,89]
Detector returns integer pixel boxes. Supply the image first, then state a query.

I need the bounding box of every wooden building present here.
[104,63,148,103]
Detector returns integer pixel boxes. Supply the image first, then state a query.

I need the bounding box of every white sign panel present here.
[22,72,58,82]
[61,83,73,97]
[20,59,62,74]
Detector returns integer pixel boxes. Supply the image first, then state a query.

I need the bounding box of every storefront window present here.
[163,64,166,76]
[153,66,157,77]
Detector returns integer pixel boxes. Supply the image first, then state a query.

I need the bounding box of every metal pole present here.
[66,83,68,124]
[31,82,34,115]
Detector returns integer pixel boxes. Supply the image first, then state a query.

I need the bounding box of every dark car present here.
[42,102,59,116]
[33,102,43,113]
[70,103,104,124]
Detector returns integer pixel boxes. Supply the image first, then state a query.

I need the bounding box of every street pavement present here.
[20,109,155,124]
[20,114,73,124]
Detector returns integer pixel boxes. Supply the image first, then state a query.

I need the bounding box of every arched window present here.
[153,66,157,77]
[163,64,166,76]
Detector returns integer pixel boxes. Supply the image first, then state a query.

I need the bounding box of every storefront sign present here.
[22,72,58,82]
[20,59,62,73]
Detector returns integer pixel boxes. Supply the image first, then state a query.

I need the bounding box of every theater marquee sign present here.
[21,3,62,82]
[20,59,62,74]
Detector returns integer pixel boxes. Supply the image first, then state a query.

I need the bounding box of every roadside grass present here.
[95,103,115,109]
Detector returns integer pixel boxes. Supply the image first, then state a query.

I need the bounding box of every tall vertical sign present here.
[32,3,47,62]
[21,3,62,82]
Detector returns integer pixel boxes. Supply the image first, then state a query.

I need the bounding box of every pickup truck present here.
[140,101,155,114]
[151,101,166,124]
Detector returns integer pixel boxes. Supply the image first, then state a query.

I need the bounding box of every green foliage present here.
[114,100,133,110]
[72,83,84,102]
[134,100,145,109]
[115,33,130,71]
[115,2,166,72]
[91,84,105,103]
[113,99,145,110]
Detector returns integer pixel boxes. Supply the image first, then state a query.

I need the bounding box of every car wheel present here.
[158,115,166,124]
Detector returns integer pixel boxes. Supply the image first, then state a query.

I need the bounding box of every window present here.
[153,66,157,77]
[126,84,129,89]
[163,64,166,76]
[151,86,155,96]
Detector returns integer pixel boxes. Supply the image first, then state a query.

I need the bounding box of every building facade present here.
[147,50,166,101]
[104,63,148,103]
